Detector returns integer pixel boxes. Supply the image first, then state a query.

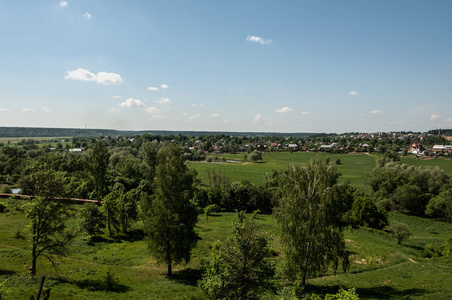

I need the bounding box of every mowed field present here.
[189,152,452,193]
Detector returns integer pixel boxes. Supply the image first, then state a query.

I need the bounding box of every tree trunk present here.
[31,244,37,276]
[30,221,37,276]
[167,262,172,277]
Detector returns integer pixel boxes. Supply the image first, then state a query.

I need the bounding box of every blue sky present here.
[1,1,451,133]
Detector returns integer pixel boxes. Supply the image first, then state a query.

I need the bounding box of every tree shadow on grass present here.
[116,229,145,242]
[72,277,130,293]
[356,286,429,299]
[305,284,429,299]
[169,268,203,286]
[0,269,16,276]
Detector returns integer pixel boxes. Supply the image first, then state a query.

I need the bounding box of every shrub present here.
[0,202,6,213]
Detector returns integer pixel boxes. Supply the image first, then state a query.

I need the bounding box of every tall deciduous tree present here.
[91,141,110,200]
[199,212,275,300]
[275,159,349,287]
[26,164,75,276]
[144,144,198,276]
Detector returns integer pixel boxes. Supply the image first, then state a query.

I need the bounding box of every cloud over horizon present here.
[252,114,263,125]
[65,68,123,85]
[145,107,159,114]
[118,98,145,107]
[275,107,293,113]
[156,97,171,104]
[59,1,68,7]
[349,91,360,96]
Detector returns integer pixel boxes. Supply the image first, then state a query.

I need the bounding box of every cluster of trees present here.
[368,152,451,220]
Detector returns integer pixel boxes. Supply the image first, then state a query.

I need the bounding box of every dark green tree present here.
[101,190,121,237]
[426,187,452,222]
[79,203,105,237]
[249,151,262,163]
[91,141,110,200]
[350,196,388,229]
[118,189,138,233]
[275,159,349,287]
[386,222,411,244]
[25,164,75,276]
[144,144,199,276]
[199,212,275,300]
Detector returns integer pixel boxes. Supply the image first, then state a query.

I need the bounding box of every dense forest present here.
[0,126,316,139]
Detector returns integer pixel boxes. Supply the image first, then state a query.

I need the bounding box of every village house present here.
[409,142,424,155]
[432,145,452,154]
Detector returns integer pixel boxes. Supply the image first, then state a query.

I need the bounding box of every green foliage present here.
[199,212,275,300]
[25,164,75,276]
[368,161,450,217]
[386,221,411,244]
[426,187,452,222]
[204,204,216,221]
[350,196,388,229]
[144,144,199,276]
[275,159,349,287]
[249,151,263,163]
[101,191,121,237]
[91,141,110,200]
[277,287,359,300]
[424,237,452,257]
[79,203,105,237]
[0,202,6,213]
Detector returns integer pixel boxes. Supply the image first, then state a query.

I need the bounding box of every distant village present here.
[27,129,452,159]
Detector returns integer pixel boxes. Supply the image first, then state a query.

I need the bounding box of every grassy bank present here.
[1,204,451,299]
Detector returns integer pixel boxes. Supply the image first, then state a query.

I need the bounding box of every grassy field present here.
[189,152,452,193]
[1,202,451,299]
[0,137,72,147]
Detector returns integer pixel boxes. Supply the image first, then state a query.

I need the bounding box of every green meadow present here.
[1,152,452,299]
[189,152,452,193]
[1,206,452,299]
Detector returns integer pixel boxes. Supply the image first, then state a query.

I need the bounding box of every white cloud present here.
[147,86,159,91]
[0,108,10,112]
[301,111,311,115]
[22,108,35,112]
[275,107,293,113]
[430,114,440,121]
[246,35,272,45]
[161,84,169,89]
[109,108,120,112]
[189,114,201,120]
[118,98,145,107]
[42,107,50,113]
[65,68,123,85]
[113,95,122,99]
[156,97,171,104]
[210,113,221,119]
[145,107,160,114]
[349,91,360,96]
[252,114,263,125]
[84,12,91,19]
[370,109,383,114]
[59,1,68,7]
